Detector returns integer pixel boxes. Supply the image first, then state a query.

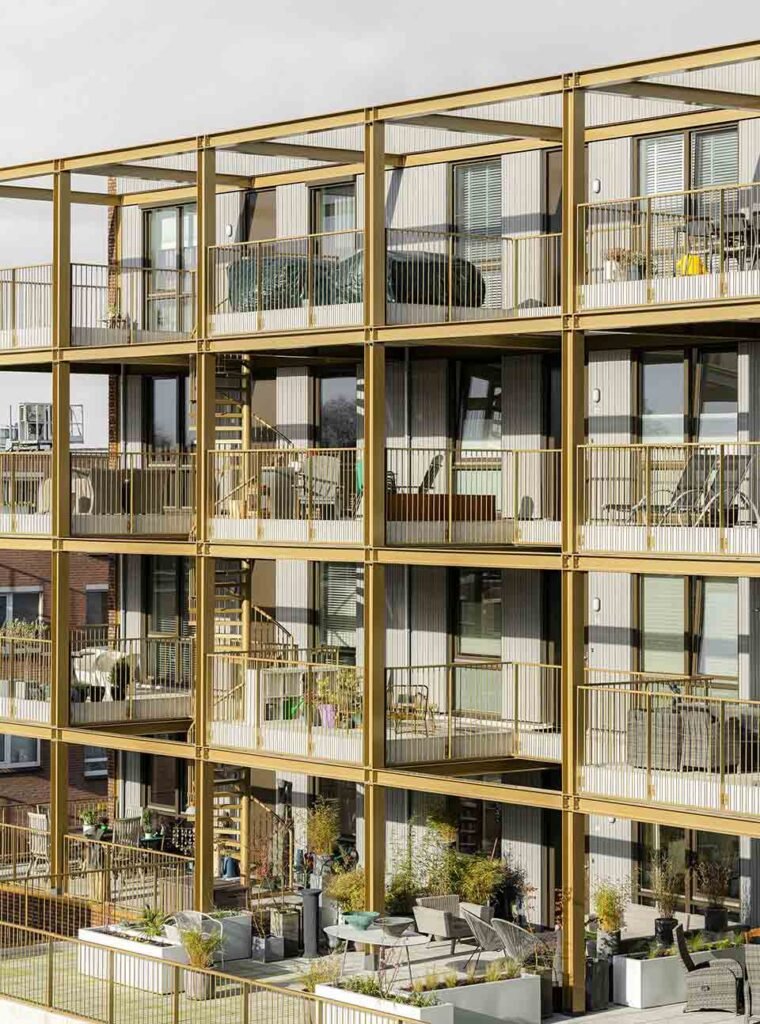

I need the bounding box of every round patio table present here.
[324,918,427,982]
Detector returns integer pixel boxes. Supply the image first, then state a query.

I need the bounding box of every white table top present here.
[324,919,426,948]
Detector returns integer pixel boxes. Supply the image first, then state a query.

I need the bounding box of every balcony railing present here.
[0,450,52,536]
[70,448,195,536]
[208,654,363,764]
[0,635,51,725]
[386,446,561,546]
[577,672,760,816]
[385,660,561,765]
[578,441,760,555]
[580,181,760,310]
[0,264,52,349]
[0,920,422,1024]
[208,229,365,336]
[70,634,194,725]
[209,447,362,543]
[385,228,561,325]
[71,263,196,346]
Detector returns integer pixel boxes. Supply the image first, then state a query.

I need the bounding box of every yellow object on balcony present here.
[676,253,706,276]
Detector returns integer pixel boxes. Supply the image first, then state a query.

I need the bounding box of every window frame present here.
[633,125,739,197]
[0,736,41,772]
[83,745,108,779]
[0,586,43,627]
[453,567,503,661]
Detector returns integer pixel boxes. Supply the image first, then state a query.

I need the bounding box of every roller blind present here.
[641,575,685,675]
[639,135,685,197]
[320,563,357,651]
[454,159,502,236]
[698,578,738,682]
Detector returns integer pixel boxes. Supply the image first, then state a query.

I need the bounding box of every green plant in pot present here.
[137,905,167,938]
[180,927,222,1000]
[80,808,98,837]
[109,659,131,703]
[141,807,154,839]
[325,867,375,928]
[592,879,628,958]
[696,858,732,933]
[459,856,505,908]
[650,852,682,947]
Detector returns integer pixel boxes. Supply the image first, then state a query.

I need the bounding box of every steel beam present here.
[392,113,562,142]
[596,80,760,111]
[364,119,386,330]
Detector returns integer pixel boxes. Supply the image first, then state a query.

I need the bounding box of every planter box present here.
[252,934,285,962]
[315,985,454,1024]
[164,912,252,963]
[612,950,718,1008]
[77,926,187,994]
[271,907,300,957]
[431,974,541,1024]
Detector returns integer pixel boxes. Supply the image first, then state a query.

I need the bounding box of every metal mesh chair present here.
[461,908,506,969]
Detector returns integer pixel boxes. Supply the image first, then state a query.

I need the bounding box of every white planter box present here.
[163,912,252,963]
[315,985,454,1024]
[612,950,715,1008]
[431,975,541,1024]
[77,926,187,994]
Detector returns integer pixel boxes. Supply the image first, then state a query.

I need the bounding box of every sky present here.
[1,0,758,166]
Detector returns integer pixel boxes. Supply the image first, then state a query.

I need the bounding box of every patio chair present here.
[673,924,743,1014]
[386,681,435,736]
[413,895,493,956]
[491,918,554,968]
[745,943,760,1023]
[165,910,226,966]
[461,908,506,969]
[26,812,50,877]
[112,815,141,847]
[296,453,342,519]
[603,451,717,526]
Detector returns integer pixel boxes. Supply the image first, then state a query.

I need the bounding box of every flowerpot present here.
[604,260,621,283]
[522,968,553,1019]
[431,975,540,1024]
[654,917,678,947]
[184,969,215,1001]
[318,704,336,729]
[704,905,728,933]
[596,929,620,959]
[586,958,609,1011]
[270,907,300,957]
[251,934,284,963]
[82,824,96,837]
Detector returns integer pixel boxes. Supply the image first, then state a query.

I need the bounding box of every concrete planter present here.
[271,907,300,956]
[431,974,541,1024]
[213,912,252,962]
[77,926,187,994]
[612,949,717,1008]
[315,985,454,1024]
[252,934,285,962]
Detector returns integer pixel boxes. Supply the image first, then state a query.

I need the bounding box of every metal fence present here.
[0,264,52,349]
[0,450,52,535]
[208,229,365,335]
[0,635,51,724]
[71,264,196,346]
[385,660,562,765]
[385,446,561,546]
[208,654,364,764]
[579,181,760,309]
[71,449,195,536]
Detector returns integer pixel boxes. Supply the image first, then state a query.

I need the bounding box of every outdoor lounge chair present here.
[460,909,506,968]
[674,923,743,1014]
[745,943,760,1022]
[413,895,493,955]
[491,918,555,968]
[26,812,50,878]
[165,910,227,966]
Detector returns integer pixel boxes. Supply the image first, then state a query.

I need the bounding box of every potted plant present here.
[81,809,99,837]
[250,902,284,962]
[307,797,340,880]
[180,926,222,1000]
[136,905,167,938]
[460,856,505,909]
[696,858,732,933]
[325,866,366,921]
[109,659,131,702]
[604,247,647,282]
[141,807,154,840]
[650,852,681,946]
[592,880,628,957]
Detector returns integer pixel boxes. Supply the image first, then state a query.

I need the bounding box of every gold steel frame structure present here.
[0,38,759,1013]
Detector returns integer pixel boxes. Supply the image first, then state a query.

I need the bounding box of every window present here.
[144,204,197,333]
[145,376,192,449]
[639,134,685,197]
[147,557,190,637]
[640,352,685,443]
[0,587,42,627]
[83,746,108,778]
[453,160,502,306]
[456,569,502,658]
[697,578,738,681]
[638,825,740,910]
[696,351,738,441]
[691,129,739,191]
[0,736,40,770]
[319,563,357,658]
[147,754,182,813]
[310,182,356,259]
[245,189,276,242]
[85,585,108,628]
[457,362,502,449]
[317,374,357,448]
[640,575,686,675]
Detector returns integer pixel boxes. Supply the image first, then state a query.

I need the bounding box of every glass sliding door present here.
[640,352,685,443]
[145,204,197,333]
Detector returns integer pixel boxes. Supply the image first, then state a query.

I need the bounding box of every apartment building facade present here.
[1,38,760,1012]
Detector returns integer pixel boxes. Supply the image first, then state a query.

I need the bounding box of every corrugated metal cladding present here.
[503,570,544,664]
[586,572,633,672]
[586,350,633,444]
[501,796,547,925]
[588,815,635,895]
[275,560,311,650]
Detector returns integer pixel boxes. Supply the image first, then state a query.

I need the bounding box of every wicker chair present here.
[746,943,760,1023]
[674,924,743,1014]
[461,909,506,968]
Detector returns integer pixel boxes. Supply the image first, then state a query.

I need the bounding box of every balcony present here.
[70,631,194,726]
[71,264,195,346]
[578,441,760,556]
[385,446,561,546]
[208,230,364,336]
[0,635,51,725]
[0,451,52,536]
[577,671,760,816]
[208,654,363,764]
[208,447,362,544]
[579,182,760,312]
[71,449,195,537]
[385,660,561,765]
[0,265,52,349]
[385,228,561,326]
